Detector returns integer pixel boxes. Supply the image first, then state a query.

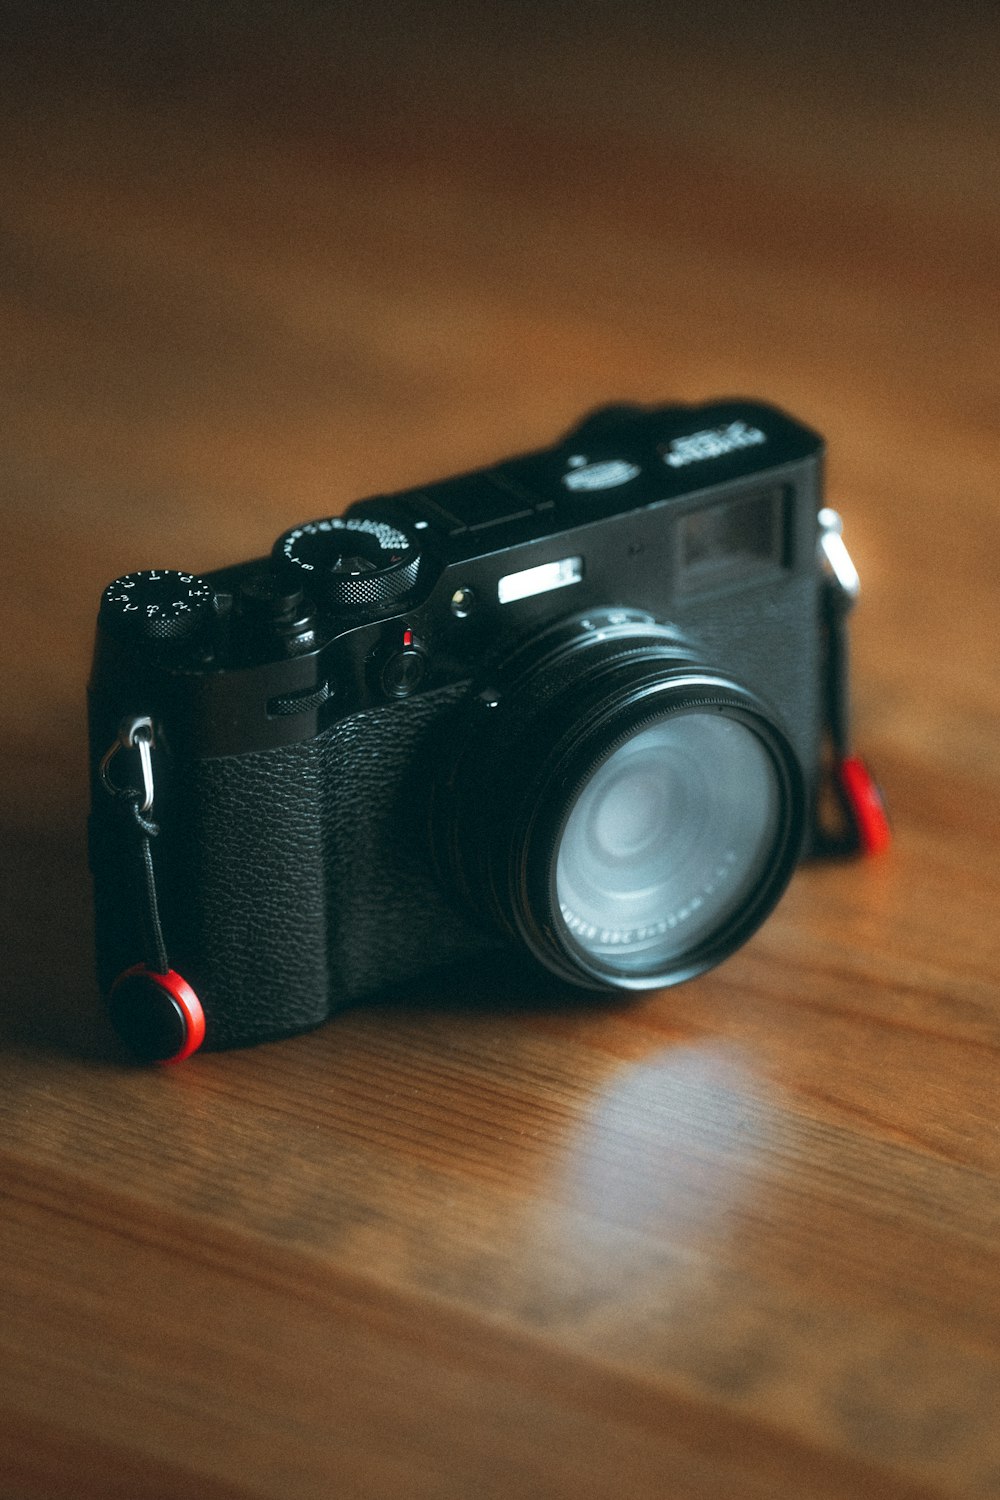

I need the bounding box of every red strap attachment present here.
[109,965,206,1064]
[836,756,892,857]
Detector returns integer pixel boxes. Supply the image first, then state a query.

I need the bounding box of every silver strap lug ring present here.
[818,507,861,606]
[99,715,156,814]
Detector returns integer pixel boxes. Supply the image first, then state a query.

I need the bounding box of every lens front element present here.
[554,712,782,979]
[435,613,806,994]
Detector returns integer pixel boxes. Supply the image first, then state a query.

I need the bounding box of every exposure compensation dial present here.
[100,570,214,643]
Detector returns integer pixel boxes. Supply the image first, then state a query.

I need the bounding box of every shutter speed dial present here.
[274,517,420,609]
[100,570,214,642]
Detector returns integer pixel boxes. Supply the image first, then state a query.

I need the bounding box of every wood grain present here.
[2,4,999,1496]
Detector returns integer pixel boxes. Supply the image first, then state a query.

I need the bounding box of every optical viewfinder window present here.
[679,487,788,589]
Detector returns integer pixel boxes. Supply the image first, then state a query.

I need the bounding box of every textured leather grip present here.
[92,683,500,1051]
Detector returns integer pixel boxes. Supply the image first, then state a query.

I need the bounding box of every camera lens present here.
[435,610,805,992]
[553,711,781,978]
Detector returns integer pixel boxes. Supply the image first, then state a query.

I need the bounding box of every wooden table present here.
[2,6,998,1496]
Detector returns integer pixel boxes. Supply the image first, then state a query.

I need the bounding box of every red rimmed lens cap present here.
[108,965,206,1064]
[837,755,892,857]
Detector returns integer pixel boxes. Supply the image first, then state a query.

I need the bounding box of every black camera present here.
[89,399,887,1061]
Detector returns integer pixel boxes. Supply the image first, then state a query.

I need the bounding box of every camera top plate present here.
[391,399,821,559]
[90,399,824,759]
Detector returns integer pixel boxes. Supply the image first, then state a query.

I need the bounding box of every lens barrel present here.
[435,613,805,992]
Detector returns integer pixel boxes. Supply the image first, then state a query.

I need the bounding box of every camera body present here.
[89,399,838,1056]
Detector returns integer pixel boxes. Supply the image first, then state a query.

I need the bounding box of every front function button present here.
[274,517,420,609]
[376,628,427,699]
[100,570,213,643]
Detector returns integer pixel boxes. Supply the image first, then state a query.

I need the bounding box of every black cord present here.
[116,795,171,975]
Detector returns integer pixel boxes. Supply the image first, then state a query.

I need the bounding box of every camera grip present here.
[167,740,333,1050]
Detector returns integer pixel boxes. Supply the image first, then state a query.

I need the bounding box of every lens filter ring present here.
[503,673,805,991]
[433,616,806,995]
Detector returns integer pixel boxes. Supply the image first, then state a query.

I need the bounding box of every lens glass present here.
[553,711,782,977]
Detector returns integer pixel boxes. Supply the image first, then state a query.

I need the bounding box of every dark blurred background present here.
[1,0,997,833]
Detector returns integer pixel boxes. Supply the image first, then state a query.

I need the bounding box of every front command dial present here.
[273,517,420,609]
[100,569,213,642]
